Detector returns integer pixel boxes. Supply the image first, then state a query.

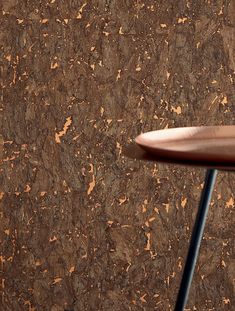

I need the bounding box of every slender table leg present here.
[174,169,218,311]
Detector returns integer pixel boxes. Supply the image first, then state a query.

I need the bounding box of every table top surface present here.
[124,126,235,170]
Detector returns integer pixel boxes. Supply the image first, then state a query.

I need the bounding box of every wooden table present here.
[124,126,235,311]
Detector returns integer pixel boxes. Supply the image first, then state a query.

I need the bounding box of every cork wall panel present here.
[1,1,235,310]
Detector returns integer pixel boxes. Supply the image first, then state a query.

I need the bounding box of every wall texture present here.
[1,0,235,310]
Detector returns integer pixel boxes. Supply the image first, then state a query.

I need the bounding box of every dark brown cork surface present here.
[1,1,235,310]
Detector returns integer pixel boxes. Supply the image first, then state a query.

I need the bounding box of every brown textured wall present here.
[1,1,235,310]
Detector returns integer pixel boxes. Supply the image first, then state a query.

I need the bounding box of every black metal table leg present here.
[174,169,218,311]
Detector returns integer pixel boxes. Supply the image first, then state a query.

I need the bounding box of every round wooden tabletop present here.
[124,126,235,170]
